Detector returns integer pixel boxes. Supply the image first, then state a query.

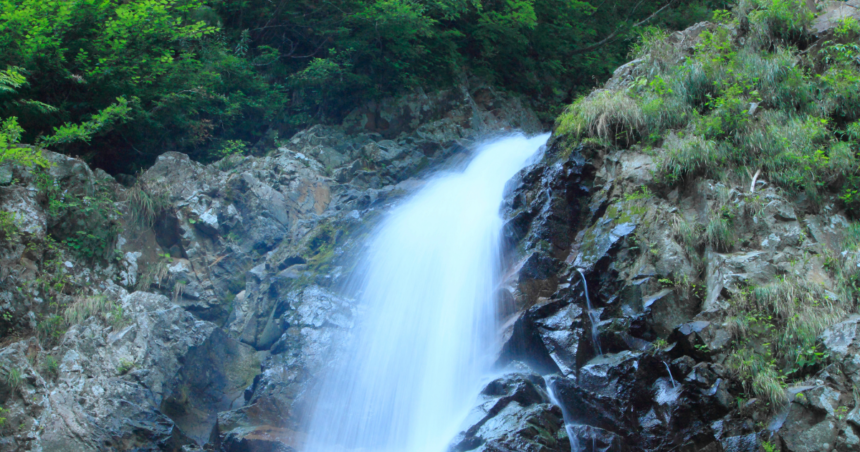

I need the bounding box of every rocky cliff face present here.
[451,16,860,452]
[0,82,540,451]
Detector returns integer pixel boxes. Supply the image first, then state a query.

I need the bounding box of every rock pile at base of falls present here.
[0,82,540,451]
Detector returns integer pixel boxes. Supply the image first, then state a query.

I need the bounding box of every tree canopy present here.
[0,0,726,173]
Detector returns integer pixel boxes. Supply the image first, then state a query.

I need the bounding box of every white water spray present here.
[304,133,550,452]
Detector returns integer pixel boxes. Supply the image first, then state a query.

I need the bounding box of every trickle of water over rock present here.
[577,269,602,356]
[545,375,582,452]
[663,361,676,389]
[304,133,550,452]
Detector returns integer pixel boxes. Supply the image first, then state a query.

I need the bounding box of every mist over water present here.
[304,133,550,452]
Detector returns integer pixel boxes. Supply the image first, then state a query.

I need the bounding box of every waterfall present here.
[576,269,602,356]
[304,133,550,452]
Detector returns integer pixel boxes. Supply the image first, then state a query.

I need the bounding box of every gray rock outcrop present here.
[0,81,541,451]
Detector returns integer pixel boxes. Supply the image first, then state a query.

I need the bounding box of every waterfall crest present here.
[304,133,550,452]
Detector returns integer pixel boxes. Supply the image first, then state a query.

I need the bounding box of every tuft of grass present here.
[726,275,847,411]
[659,134,722,183]
[137,252,171,291]
[734,47,813,113]
[833,226,860,301]
[844,223,860,251]
[672,214,703,253]
[725,340,789,410]
[41,356,59,378]
[630,27,680,77]
[753,371,790,407]
[706,216,733,252]
[557,90,644,145]
[117,358,135,375]
[817,64,860,123]
[64,294,124,327]
[125,181,169,229]
[3,368,21,389]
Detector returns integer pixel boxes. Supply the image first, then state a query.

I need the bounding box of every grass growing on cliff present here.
[558,0,860,216]
[3,367,21,390]
[64,295,125,328]
[126,181,170,230]
[725,275,845,411]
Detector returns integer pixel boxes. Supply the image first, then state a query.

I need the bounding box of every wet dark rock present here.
[567,425,628,452]
[778,403,838,452]
[451,371,569,452]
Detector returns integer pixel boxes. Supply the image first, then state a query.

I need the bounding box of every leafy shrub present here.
[834,16,860,39]
[36,314,65,345]
[208,139,249,162]
[38,97,135,148]
[0,67,49,168]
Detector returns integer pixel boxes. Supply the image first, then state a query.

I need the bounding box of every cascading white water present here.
[304,133,550,452]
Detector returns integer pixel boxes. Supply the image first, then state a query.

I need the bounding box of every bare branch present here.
[750,168,762,193]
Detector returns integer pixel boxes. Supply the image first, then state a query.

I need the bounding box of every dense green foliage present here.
[0,0,722,173]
